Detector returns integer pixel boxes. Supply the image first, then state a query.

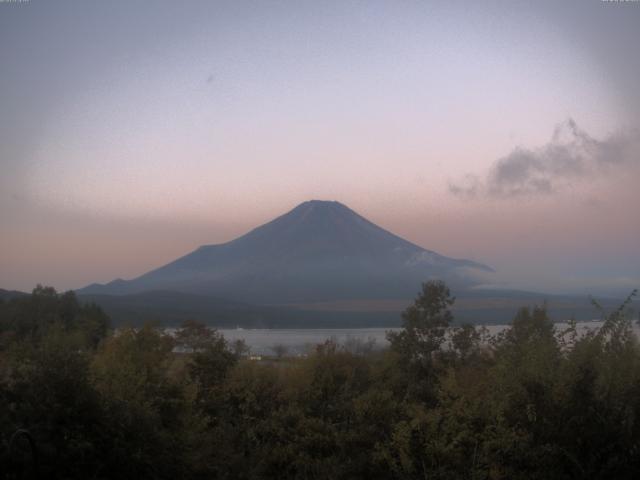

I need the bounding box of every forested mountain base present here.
[1,283,639,479]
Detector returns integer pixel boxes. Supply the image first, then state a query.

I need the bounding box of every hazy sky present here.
[1,0,639,296]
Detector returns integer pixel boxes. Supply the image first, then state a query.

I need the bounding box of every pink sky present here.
[1,1,639,296]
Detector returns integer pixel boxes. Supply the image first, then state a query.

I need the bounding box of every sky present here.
[1,0,639,296]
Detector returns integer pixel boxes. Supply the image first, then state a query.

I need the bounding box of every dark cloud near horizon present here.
[450,119,640,199]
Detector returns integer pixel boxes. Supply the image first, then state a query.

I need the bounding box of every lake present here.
[212,321,639,356]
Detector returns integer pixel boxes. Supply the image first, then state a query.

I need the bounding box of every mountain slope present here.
[78,200,493,303]
[0,288,29,301]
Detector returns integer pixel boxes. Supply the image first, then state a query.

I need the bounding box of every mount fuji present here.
[79,200,493,304]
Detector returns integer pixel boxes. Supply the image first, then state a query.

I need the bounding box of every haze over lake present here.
[207,321,640,356]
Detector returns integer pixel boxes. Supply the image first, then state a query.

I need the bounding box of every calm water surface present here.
[210,321,639,356]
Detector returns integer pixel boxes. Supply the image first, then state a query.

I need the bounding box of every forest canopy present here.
[1,282,639,479]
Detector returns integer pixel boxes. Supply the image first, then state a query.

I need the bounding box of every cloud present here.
[450,119,640,199]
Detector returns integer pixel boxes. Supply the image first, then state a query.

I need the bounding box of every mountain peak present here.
[299,199,342,206]
[78,200,493,302]
[290,199,350,215]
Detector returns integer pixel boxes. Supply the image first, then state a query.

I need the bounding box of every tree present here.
[388,280,455,360]
[271,343,288,359]
[386,280,454,401]
[90,325,189,478]
[186,328,240,411]
[175,319,216,353]
[1,328,104,479]
[451,323,482,362]
[0,286,109,350]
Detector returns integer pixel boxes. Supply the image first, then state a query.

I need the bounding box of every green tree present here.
[0,286,109,350]
[387,280,455,402]
[0,328,104,479]
[187,328,240,411]
[90,325,190,479]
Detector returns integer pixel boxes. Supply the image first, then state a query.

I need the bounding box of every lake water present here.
[213,321,639,356]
